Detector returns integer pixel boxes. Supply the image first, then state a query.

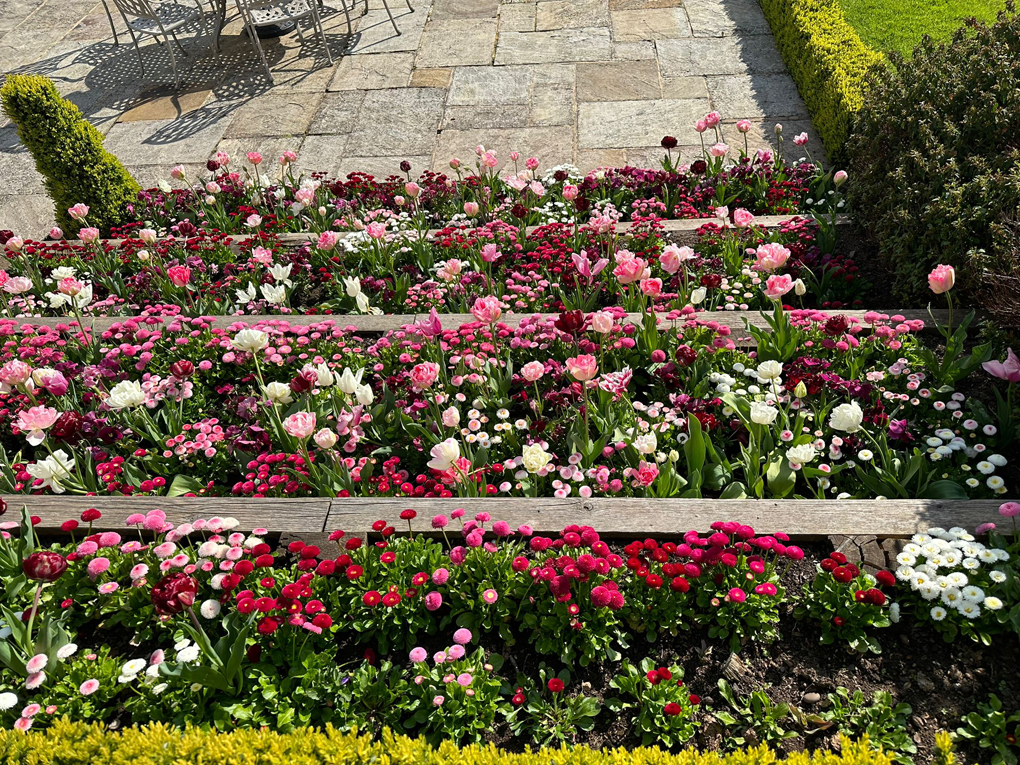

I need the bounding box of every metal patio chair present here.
[235,0,334,83]
[109,0,210,87]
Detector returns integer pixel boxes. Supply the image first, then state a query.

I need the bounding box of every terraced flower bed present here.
[0,122,1018,764]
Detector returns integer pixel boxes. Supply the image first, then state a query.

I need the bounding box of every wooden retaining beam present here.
[3,496,1007,540]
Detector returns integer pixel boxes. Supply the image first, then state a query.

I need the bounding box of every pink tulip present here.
[463,201,479,216]
[566,355,598,382]
[283,412,317,440]
[14,406,60,446]
[562,184,579,201]
[982,348,1020,383]
[928,264,955,294]
[591,311,614,334]
[613,256,648,285]
[470,296,503,324]
[366,222,387,239]
[764,274,793,299]
[521,361,545,382]
[318,231,340,251]
[732,208,755,228]
[246,152,262,165]
[709,143,729,157]
[79,227,100,243]
[480,243,500,263]
[640,278,663,297]
[755,243,791,272]
[736,119,753,133]
[167,266,191,287]
[68,203,89,221]
[409,362,440,390]
[660,245,695,274]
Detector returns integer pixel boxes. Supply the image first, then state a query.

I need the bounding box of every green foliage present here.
[606,658,700,748]
[956,694,1020,765]
[714,679,798,750]
[820,689,916,764]
[0,74,138,235]
[847,9,1020,303]
[502,665,601,747]
[793,563,892,654]
[758,0,884,163]
[0,722,905,764]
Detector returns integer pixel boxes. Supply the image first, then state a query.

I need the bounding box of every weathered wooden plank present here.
[4,496,1005,538]
[23,215,851,250]
[19,309,948,340]
[324,498,1005,539]
[1,496,332,534]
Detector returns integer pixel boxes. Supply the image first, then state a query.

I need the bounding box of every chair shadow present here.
[4,4,356,145]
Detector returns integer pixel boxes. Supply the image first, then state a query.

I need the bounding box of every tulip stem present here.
[26,582,44,650]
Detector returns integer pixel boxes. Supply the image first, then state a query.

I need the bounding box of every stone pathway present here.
[0,0,822,235]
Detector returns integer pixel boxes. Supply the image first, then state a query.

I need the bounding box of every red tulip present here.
[22,551,68,582]
[150,572,198,615]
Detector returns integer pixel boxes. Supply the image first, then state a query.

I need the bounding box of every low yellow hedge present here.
[0,722,960,765]
[758,0,884,164]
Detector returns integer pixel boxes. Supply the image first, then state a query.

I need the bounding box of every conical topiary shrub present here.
[1,74,139,235]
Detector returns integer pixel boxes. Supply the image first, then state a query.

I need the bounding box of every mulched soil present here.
[319,541,1017,762]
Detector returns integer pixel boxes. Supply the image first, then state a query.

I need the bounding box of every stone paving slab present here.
[578,98,708,148]
[0,0,820,236]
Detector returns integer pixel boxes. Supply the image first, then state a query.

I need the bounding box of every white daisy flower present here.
[962,558,980,570]
[941,588,963,606]
[920,584,940,600]
[930,606,948,621]
[989,570,1007,583]
[957,602,981,619]
[983,596,1003,611]
[121,659,146,676]
[896,552,917,567]
[896,566,915,582]
[946,572,969,587]
[961,586,985,603]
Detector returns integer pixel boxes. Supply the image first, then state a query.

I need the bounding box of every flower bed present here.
[1,215,859,319]
[0,507,1017,762]
[0,303,1012,500]
[0,120,849,320]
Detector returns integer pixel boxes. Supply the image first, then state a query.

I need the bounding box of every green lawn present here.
[836,0,1006,56]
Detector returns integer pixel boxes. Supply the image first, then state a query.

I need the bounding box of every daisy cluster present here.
[895,527,1010,629]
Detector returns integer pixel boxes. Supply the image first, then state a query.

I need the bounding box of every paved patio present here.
[0,0,821,235]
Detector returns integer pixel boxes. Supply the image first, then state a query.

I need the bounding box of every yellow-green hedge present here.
[0,722,952,765]
[758,0,884,164]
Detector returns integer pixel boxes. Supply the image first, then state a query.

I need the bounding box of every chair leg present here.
[246,21,275,83]
[167,35,180,87]
[312,9,332,63]
[380,0,399,35]
[127,27,145,75]
[100,0,121,44]
[171,30,189,55]
[341,0,351,34]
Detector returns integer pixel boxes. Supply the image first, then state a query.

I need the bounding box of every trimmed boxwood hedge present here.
[758,0,884,164]
[0,723,961,765]
[0,75,138,236]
